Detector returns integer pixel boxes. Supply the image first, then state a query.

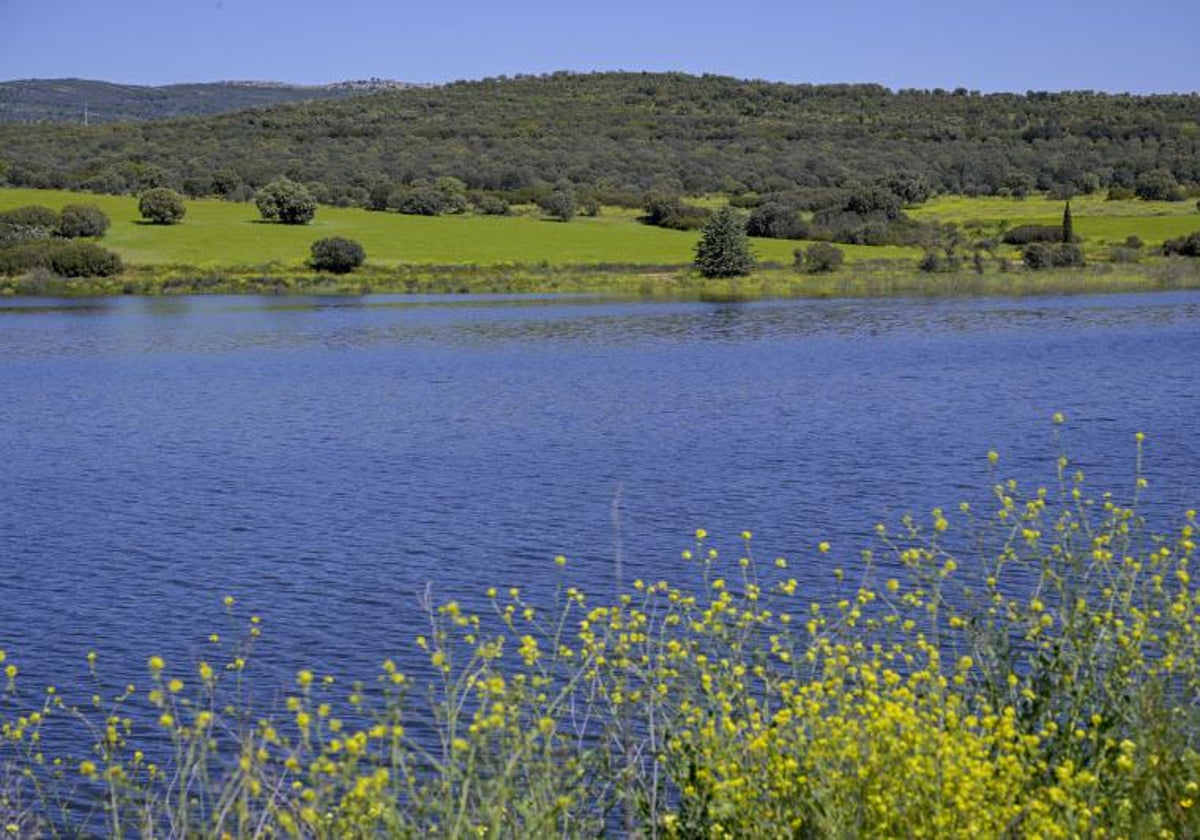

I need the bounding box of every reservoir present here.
[2,291,1198,694]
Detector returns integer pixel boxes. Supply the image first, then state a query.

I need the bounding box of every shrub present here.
[309,237,366,274]
[1106,186,1135,201]
[56,203,110,238]
[538,188,577,222]
[474,195,510,216]
[1023,242,1085,269]
[256,178,317,224]
[0,240,122,277]
[138,188,187,225]
[745,201,807,239]
[0,205,60,232]
[1162,231,1200,257]
[1002,224,1062,245]
[805,241,845,273]
[642,191,710,230]
[1135,169,1185,202]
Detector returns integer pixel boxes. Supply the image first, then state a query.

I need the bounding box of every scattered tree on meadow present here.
[803,241,845,273]
[309,237,366,273]
[57,203,110,238]
[256,178,317,224]
[138,188,187,225]
[694,206,753,277]
[1062,201,1073,243]
[539,187,577,222]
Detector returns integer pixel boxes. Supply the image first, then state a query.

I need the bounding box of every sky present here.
[2,0,1197,93]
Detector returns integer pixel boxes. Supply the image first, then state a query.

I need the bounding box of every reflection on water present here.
[1,290,1199,715]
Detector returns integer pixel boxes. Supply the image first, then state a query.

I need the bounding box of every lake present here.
[2,291,1199,697]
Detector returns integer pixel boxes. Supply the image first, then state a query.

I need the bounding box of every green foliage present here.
[1135,169,1186,202]
[1062,201,1074,243]
[57,203,110,238]
[1023,242,1085,269]
[309,236,366,273]
[538,187,577,222]
[137,188,187,225]
[642,189,710,231]
[804,241,845,273]
[0,239,122,277]
[694,206,753,277]
[256,178,316,225]
[2,74,1198,203]
[0,204,59,232]
[745,200,807,239]
[1163,231,1200,257]
[1003,224,1063,245]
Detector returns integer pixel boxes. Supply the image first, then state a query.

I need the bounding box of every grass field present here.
[2,188,1199,297]
[909,193,1200,244]
[0,188,920,269]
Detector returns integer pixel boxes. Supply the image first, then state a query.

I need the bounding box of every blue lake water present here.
[1,291,1199,698]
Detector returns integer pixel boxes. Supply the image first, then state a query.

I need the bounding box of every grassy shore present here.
[2,187,1199,298]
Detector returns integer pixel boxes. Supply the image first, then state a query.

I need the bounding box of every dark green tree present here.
[310,237,366,273]
[694,206,753,277]
[804,242,844,273]
[1062,201,1073,243]
[138,188,187,225]
[539,187,577,222]
[256,178,317,224]
[57,203,110,238]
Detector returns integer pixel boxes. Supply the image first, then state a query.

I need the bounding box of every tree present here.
[138,188,187,225]
[746,201,806,239]
[694,206,753,277]
[256,178,316,224]
[1134,169,1184,202]
[1061,201,1073,243]
[310,237,366,273]
[804,242,844,273]
[539,187,577,222]
[57,203,110,238]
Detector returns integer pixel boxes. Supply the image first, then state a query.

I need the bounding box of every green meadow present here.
[1,187,1199,297]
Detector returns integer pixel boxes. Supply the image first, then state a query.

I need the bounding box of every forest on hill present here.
[0,78,408,124]
[1,72,1198,206]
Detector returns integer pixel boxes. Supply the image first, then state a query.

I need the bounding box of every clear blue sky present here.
[2,0,1197,93]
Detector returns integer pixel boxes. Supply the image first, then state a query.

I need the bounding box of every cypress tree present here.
[1062,201,1074,243]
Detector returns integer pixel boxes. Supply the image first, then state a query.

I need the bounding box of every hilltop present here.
[0,71,1196,204]
[0,77,415,124]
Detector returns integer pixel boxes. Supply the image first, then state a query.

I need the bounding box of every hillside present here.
[0,72,1198,202]
[0,78,413,124]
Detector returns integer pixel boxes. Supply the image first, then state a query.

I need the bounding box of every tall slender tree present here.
[1062,201,1074,243]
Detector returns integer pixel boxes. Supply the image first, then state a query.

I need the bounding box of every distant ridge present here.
[0,78,421,124]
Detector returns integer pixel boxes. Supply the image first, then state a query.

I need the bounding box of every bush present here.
[256,178,317,224]
[0,205,60,232]
[745,201,807,239]
[1002,224,1062,245]
[642,191,710,230]
[1106,186,1135,201]
[1162,231,1200,257]
[538,188,576,222]
[0,240,122,277]
[1023,242,1085,270]
[310,237,366,274]
[56,203,110,238]
[474,195,510,216]
[138,188,187,225]
[805,241,844,273]
[1135,169,1185,202]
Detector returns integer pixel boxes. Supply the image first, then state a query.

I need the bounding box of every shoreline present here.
[4,258,1200,300]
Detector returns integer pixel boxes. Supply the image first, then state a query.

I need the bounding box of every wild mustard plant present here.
[1,424,1199,837]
